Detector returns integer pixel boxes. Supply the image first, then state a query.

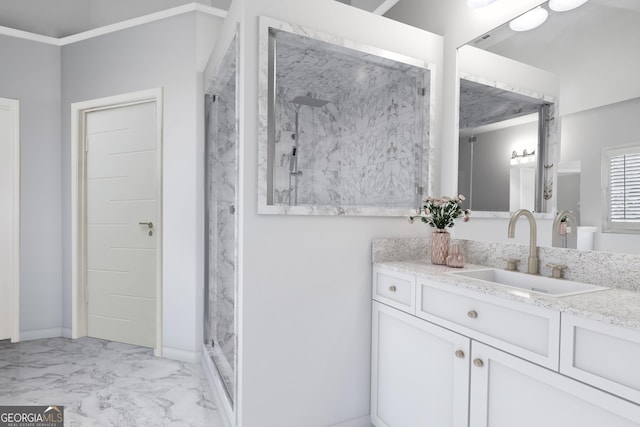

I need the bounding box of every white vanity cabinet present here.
[371,267,640,427]
[371,301,470,427]
[561,313,640,403]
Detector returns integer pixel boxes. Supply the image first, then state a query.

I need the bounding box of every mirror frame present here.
[257,16,437,216]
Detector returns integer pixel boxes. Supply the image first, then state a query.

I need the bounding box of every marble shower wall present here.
[272,32,427,208]
[205,49,237,400]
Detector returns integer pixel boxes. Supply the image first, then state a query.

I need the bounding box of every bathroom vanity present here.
[370,261,640,427]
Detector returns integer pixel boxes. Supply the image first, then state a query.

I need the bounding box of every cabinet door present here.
[469,341,640,427]
[371,302,470,427]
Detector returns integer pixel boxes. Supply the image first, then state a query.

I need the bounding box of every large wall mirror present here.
[258,16,435,216]
[457,0,640,252]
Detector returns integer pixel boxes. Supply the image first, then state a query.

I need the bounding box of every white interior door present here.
[0,97,19,342]
[86,101,157,348]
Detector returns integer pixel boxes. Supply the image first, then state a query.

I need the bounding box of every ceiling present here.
[0,0,395,39]
[469,0,640,71]
[0,0,230,38]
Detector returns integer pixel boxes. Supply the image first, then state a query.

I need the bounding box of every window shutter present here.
[609,153,640,222]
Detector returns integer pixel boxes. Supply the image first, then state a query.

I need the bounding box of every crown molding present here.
[0,3,227,47]
[373,0,400,15]
[0,26,60,45]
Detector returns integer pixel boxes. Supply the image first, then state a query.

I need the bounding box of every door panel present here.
[86,101,157,348]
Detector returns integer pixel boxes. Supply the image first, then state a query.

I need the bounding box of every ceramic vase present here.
[431,229,450,265]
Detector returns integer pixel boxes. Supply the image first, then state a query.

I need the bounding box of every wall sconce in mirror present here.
[510,149,536,166]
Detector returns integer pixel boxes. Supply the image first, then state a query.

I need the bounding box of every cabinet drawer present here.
[373,267,416,314]
[560,314,640,403]
[417,278,560,369]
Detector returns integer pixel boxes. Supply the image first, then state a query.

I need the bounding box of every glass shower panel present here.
[204,41,237,405]
[269,29,429,210]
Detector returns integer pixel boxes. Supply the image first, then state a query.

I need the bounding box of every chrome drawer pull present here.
[388,285,397,292]
[467,310,478,319]
[473,358,484,368]
[455,350,465,359]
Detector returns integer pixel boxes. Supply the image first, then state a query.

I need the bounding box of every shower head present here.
[292,93,330,108]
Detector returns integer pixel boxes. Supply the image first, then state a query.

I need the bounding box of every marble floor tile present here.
[0,337,225,427]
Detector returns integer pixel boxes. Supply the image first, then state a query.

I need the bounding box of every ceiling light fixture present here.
[548,0,589,12]
[467,0,497,9]
[509,6,549,32]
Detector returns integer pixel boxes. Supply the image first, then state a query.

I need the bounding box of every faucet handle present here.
[504,258,520,271]
[547,263,568,279]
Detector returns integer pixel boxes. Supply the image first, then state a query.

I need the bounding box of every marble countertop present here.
[375,260,640,331]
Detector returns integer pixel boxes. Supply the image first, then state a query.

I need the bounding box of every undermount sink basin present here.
[448,268,609,297]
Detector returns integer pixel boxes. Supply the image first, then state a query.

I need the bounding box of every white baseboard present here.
[202,343,234,427]
[162,346,201,363]
[330,415,373,427]
[20,328,64,341]
[61,328,72,338]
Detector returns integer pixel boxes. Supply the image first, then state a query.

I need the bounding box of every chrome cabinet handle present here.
[139,222,154,229]
[473,358,484,368]
[467,310,478,319]
[388,285,397,292]
[455,350,465,359]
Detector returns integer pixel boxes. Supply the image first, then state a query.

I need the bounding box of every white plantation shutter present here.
[603,144,640,232]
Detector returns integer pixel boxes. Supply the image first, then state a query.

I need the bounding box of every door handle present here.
[139,222,154,229]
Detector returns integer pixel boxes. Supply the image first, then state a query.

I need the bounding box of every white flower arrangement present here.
[409,195,471,229]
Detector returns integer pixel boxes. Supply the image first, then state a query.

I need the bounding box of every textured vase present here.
[431,229,450,265]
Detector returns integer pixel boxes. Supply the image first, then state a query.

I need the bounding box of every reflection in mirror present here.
[259,17,434,216]
[459,0,640,252]
[458,78,552,213]
[556,160,581,248]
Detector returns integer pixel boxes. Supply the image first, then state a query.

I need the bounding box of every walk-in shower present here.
[262,25,433,214]
[288,93,331,205]
[204,36,238,412]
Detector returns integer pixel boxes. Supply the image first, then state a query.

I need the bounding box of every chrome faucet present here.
[508,209,538,275]
[552,210,578,248]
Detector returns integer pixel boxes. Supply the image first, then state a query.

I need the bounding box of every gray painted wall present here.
[206,0,444,425]
[458,120,538,212]
[557,173,580,224]
[0,35,62,338]
[60,12,223,357]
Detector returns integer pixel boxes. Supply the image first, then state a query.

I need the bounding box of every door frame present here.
[1,97,20,343]
[71,88,163,356]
